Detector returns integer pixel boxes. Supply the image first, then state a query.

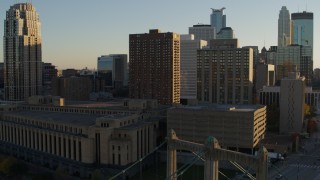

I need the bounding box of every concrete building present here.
[0,99,161,178]
[0,63,4,89]
[180,34,207,102]
[255,62,275,92]
[197,47,253,104]
[4,3,42,101]
[216,27,235,39]
[278,6,291,47]
[97,54,128,89]
[280,72,305,134]
[167,104,266,149]
[188,24,215,42]
[53,77,92,101]
[129,29,180,105]
[291,11,313,48]
[210,8,226,33]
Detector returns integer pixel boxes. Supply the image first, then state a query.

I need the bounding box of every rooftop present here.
[172,104,263,112]
[4,110,101,126]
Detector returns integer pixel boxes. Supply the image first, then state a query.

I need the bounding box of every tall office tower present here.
[280,72,305,134]
[276,45,312,85]
[180,34,207,103]
[216,27,235,39]
[189,24,215,42]
[42,62,57,95]
[197,46,253,104]
[291,11,313,48]
[4,3,42,101]
[129,29,180,105]
[210,8,226,33]
[278,6,291,47]
[244,46,259,66]
[255,62,275,92]
[97,54,128,89]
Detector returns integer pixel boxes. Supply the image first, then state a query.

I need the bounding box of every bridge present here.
[167,129,268,180]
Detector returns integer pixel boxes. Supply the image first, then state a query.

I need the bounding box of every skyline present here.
[0,0,319,69]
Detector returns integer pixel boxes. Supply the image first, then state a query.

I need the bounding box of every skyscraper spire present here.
[278,6,291,47]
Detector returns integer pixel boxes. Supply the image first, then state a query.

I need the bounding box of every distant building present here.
[210,7,226,33]
[244,46,259,66]
[62,69,79,78]
[167,104,266,149]
[189,24,215,42]
[197,47,253,104]
[291,11,313,48]
[97,54,128,89]
[42,62,57,95]
[180,34,207,102]
[276,45,312,85]
[314,68,320,81]
[278,6,291,47]
[129,29,180,105]
[53,77,92,101]
[255,62,275,92]
[216,27,235,39]
[280,72,305,134]
[210,39,239,49]
[0,63,4,89]
[4,3,42,101]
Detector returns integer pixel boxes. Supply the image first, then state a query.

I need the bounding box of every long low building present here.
[167,104,266,149]
[0,99,163,178]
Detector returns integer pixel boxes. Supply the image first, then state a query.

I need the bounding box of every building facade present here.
[42,63,57,95]
[197,48,253,104]
[0,99,160,178]
[255,63,275,92]
[97,54,128,89]
[180,34,207,101]
[4,3,42,101]
[216,27,235,39]
[278,6,291,47]
[189,24,215,42]
[129,29,180,105]
[167,104,266,149]
[52,77,92,101]
[280,73,305,134]
[291,11,313,48]
[210,8,226,33]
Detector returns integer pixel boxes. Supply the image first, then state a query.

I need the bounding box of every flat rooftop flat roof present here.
[173,104,263,112]
[4,110,101,126]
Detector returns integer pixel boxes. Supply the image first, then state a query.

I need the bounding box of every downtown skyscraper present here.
[278,6,291,47]
[129,29,180,105]
[210,7,226,33]
[4,3,42,101]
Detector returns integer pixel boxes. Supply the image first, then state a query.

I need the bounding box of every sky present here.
[0,0,319,70]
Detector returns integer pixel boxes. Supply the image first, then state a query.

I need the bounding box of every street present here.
[268,132,320,180]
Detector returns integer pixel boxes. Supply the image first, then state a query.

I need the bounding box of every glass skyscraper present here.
[292,11,313,48]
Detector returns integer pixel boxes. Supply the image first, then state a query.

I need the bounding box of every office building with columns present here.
[0,99,161,178]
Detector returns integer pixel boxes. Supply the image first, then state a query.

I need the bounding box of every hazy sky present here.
[0,0,319,69]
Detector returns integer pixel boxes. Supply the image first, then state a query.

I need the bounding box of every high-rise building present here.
[255,62,275,92]
[291,11,313,48]
[216,27,235,39]
[42,62,57,95]
[129,29,180,105]
[278,6,291,47]
[4,3,42,101]
[188,24,215,42]
[197,47,253,104]
[276,45,312,85]
[210,8,226,33]
[180,34,207,102]
[97,54,128,89]
[280,72,305,134]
